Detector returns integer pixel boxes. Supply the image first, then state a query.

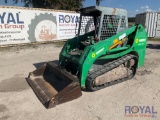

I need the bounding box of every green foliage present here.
[4,0,85,10]
[45,0,84,10]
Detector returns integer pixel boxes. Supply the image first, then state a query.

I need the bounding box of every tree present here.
[96,0,102,6]
[45,0,85,10]
[4,0,85,10]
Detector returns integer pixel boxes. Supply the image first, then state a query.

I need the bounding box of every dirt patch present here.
[0,42,65,53]
[137,69,152,76]
[0,116,10,120]
[0,105,8,113]
[96,117,102,120]
[0,77,29,92]
[0,105,10,120]
[0,44,38,52]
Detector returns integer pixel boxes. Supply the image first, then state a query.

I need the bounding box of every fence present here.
[0,6,80,46]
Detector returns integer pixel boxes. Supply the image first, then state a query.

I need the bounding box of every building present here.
[135,12,160,38]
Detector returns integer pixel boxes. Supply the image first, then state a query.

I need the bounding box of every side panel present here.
[134,28,148,67]
[80,25,147,87]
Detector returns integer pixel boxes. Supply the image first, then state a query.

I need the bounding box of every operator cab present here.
[68,6,128,55]
[77,6,128,45]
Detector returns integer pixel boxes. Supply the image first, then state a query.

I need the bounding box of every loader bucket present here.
[26,62,82,108]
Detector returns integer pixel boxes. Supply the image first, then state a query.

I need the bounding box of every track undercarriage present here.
[86,54,138,91]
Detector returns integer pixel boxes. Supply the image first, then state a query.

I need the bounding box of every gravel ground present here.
[0,41,160,120]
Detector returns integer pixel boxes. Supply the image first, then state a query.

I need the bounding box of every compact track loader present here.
[27,6,147,108]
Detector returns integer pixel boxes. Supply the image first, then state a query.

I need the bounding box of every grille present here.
[100,15,120,40]
[121,16,126,28]
[80,16,95,35]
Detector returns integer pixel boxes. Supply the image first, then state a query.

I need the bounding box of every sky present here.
[0,0,24,7]
[84,0,160,17]
[0,0,160,17]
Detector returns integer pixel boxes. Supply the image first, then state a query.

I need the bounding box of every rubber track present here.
[86,54,138,91]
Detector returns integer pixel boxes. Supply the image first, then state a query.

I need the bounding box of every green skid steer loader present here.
[27,6,147,108]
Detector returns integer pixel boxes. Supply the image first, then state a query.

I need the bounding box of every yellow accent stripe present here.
[109,40,122,50]
[109,37,127,50]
